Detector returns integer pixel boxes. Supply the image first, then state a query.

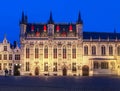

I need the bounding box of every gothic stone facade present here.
[20,12,120,76]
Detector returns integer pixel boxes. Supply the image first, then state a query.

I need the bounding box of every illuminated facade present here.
[20,12,120,76]
[0,36,21,75]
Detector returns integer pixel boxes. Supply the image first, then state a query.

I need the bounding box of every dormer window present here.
[56,25,60,32]
[31,25,34,32]
[69,25,72,32]
[43,25,47,32]
[4,46,7,51]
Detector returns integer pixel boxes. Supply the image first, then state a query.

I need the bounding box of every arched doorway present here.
[63,67,67,76]
[82,65,89,76]
[35,67,39,75]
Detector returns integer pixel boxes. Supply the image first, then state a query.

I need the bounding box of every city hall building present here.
[19,12,120,76]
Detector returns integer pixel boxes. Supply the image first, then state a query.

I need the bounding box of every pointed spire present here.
[48,11,54,24]
[20,11,27,24]
[77,11,83,24]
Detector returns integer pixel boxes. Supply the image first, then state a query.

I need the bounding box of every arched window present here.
[109,45,113,56]
[44,46,48,58]
[117,46,120,56]
[63,46,66,59]
[92,46,96,55]
[35,48,39,58]
[26,48,30,58]
[101,45,106,55]
[72,45,76,59]
[53,46,57,59]
[84,45,88,55]
[94,62,99,69]
[26,62,29,71]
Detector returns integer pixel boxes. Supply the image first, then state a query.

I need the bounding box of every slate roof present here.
[25,23,120,40]
[83,32,120,40]
[25,23,76,34]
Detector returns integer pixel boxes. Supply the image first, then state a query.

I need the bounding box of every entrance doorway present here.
[62,67,67,76]
[82,65,89,76]
[35,67,39,75]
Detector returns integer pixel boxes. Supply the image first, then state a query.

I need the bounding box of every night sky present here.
[0,0,120,43]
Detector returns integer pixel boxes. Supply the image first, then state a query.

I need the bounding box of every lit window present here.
[44,62,48,71]
[35,48,39,58]
[84,45,88,55]
[101,62,108,69]
[101,45,106,55]
[63,46,66,59]
[72,63,76,72]
[92,46,96,55]
[0,54,2,60]
[15,54,20,60]
[109,46,113,56]
[26,62,29,71]
[44,46,48,58]
[53,62,57,72]
[4,54,7,60]
[3,63,7,70]
[53,47,57,59]
[26,48,30,58]
[117,46,120,56]
[94,62,99,69]
[9,54,12,60]
[0,63,1,70]
[4,46,7,51]
[72,46,76,59]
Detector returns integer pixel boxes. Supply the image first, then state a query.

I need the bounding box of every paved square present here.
[0,76,120,91]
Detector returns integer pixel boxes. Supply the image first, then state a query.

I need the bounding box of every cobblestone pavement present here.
[0,76,120,91]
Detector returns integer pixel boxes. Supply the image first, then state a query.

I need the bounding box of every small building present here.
[0,36,21,75]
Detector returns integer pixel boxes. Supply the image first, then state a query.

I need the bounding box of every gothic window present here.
[72,63,76,72]
[15,54,20,60]
[63,46,66,59]
[26,48,30,58]
[101,45,106,56]
[53,47,57,59]
[4,54,7,60]
[101,62,108,69]
[72,46,76,59]
[94,62,99,69]
[4,46,7,51]
[92,46,96,55]
[44,46,48,58]
[26,62,29,71]
[0,54,2,60]
[0,63,1,70]
[117,46,120,56]
[9,54,12,60]
[84,45,88,55]
[53,62,57,72]
[109,45,113,56]
[35,48,39,58]
[44,62,48,71]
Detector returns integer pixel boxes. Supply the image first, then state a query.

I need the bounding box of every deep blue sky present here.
[0,0,120,43]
